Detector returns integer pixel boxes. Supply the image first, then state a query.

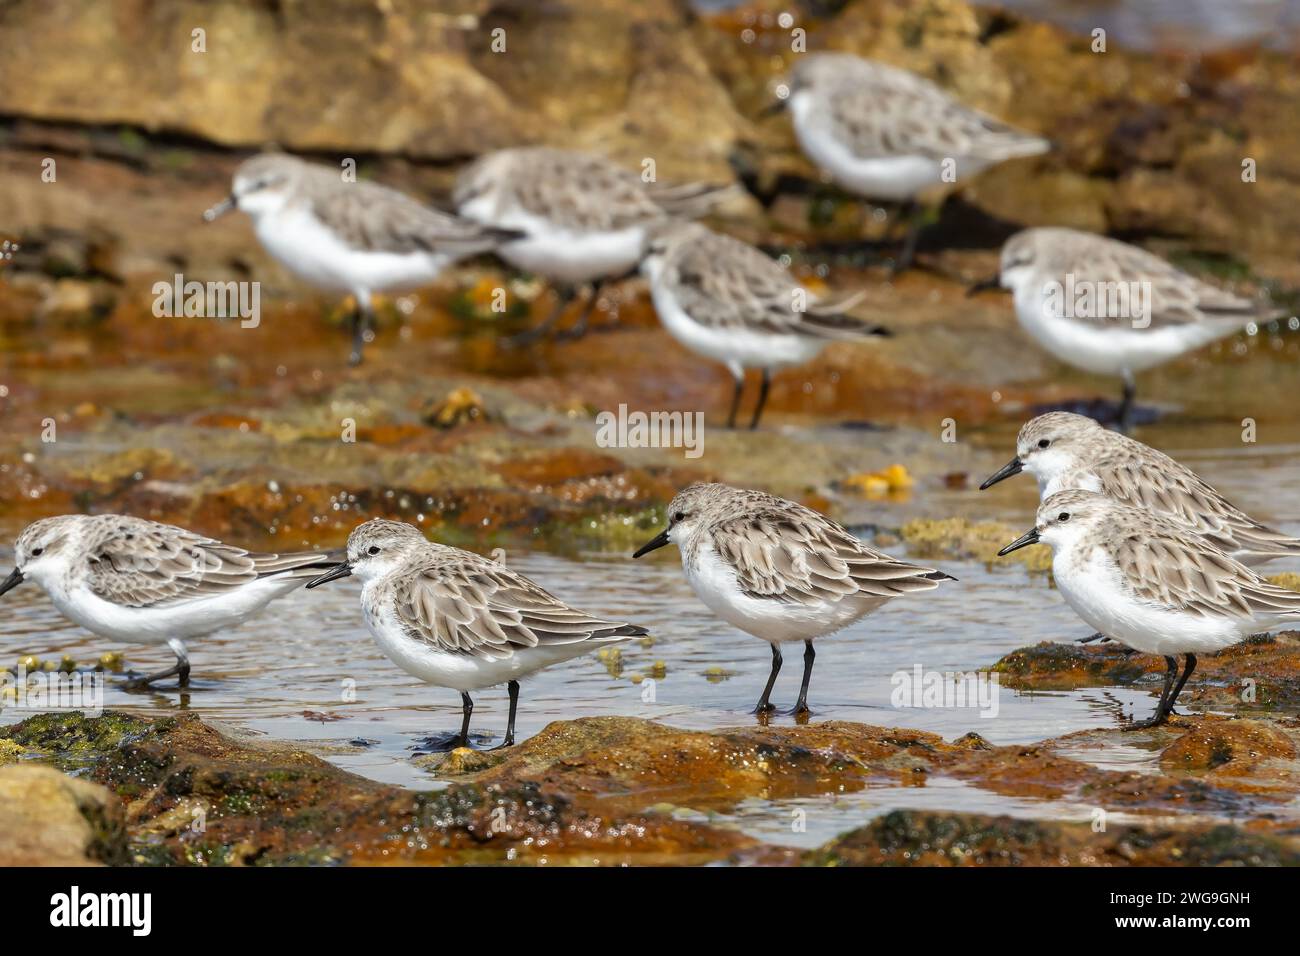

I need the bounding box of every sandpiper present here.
[453,146,724,344]
[634,483,954,715]
[0,515,339,688]
[640,220,889,429]
[306,519,647,749]
[968,227,1281,431]
[981,411,1300,565]
[999,489,1300,728]
[204,153,518,365]
[774,52,1049,269]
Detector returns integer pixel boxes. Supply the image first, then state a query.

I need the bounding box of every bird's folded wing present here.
[86,524,319,607]
[711,510,948,606]
[1098,454,1300,558]
[672,239,881,338]
[456,151,664,232]
[826,81,1045,163]
[1065,242,1266,330]
[394,559,644,660]
[312,179,507,256]
[1110,528,1300,620]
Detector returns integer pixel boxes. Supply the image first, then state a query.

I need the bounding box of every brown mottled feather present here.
[75,515,339,608]
[656,223,886,339]
[391,548,646,661]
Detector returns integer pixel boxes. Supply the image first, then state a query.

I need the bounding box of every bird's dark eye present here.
[31,547,43,556]
[1057,512,1070,522]
[672,511,687,522]
[368,546,380,555]
[1038,439,1050,449]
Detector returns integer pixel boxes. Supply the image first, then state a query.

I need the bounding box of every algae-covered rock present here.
[990,633,1300,708]
[900,517,1053,571]
[0,739,28,765]
[1160,720,1297,776]
[806,809,1300,867]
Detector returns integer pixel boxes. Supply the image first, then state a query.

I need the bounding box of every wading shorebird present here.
[981,412,1300,566]
[0,515,340,688]
[453,146,726,345]
[634,483,954,715]
[772,52,1049,270]
[306,519,647,749]
[204,153,519,365]
[968,228,1281,432]
[999,489,1300,729]
[640,220,889,429]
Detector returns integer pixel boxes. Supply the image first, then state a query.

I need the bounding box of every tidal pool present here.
[4,413,1300,848]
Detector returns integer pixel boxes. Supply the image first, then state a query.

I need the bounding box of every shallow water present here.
[3,415,1299,839]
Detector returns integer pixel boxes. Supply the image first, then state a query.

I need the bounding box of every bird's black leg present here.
[1117,372,1137,435]
[123,638,190,690]
[1124,655,1178,730]
[788,641,815,716]
[504,284,573,347]
[754,644,782,714]
[726,370,745,429]
[555,280,606,342]
[1166,654,1197,717]
[450,691,473,749]
[891,199,922,274]
[749,368,771,430]
[491,680,520,750]
[346,301,369,367]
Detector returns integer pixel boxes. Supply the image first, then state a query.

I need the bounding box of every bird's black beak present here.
[997,527,1041,556]
[966,274,1002,298]
[203,195,236,222]
[305,562,352,589]
[633,529,671,559]
[979,457,1024,490]
[0,567,24,596]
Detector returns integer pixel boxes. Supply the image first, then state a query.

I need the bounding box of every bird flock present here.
[5,51,1293,747]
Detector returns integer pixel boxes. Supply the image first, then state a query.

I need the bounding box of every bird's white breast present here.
[683,538,883,643]
[1053,546,1245,656]
[649,281,823,374]
[253,207,450,301]
[458,195,645,284]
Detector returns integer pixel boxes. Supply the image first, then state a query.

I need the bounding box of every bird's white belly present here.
[790,105,946,201]
[1013,288,1234,377]
[1054,550,1244,655]
[362,598,600,692]
[50,576,302,645]
[650,283,823,373]
[683,541,882,643]
[255,209,449,300]
[459,198,644,283]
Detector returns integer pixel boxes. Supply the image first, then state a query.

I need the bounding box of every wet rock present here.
[4,711,758,865]
[0,764,127,865]
[1160,719,1297,776]
[806,809,1300,867]
[9,710,1300,864]
[992,640,1150,690]
[991,633,1300,709]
